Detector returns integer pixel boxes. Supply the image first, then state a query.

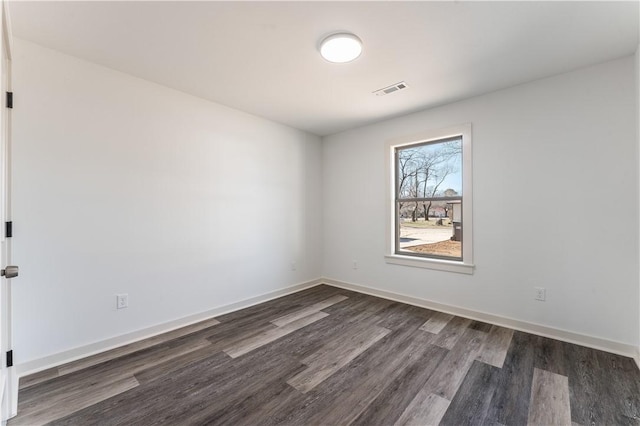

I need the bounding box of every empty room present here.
[0,0,637,424]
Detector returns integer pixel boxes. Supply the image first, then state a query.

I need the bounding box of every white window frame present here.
[385,123,474,274]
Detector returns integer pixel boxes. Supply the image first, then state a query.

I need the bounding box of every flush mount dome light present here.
[319,32,362,63]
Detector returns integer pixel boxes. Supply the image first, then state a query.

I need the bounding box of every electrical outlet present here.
[290,261,297,271]
[352,260,358,270]
[116,293,128,309]
[534,287,546,301]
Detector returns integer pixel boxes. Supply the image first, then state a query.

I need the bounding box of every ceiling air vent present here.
[373,81,408,96]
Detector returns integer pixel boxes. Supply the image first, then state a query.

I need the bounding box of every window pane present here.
[395,136,463,261]
[396,137,462,199]
[397,200,462,260]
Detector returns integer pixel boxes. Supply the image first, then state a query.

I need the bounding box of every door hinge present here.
[6,92,12,109]
[6,350,12,367]
[5,221,12,238]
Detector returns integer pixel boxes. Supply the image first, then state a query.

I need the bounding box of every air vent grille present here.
[373,81,408,96]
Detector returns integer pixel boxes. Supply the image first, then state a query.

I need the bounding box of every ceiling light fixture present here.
[319,32,362,63]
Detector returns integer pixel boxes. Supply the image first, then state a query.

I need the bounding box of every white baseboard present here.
[322,277,639,361]
[18,276,640,377]
[17,278,323,377]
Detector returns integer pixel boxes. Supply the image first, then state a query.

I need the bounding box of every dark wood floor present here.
[9,284,640,425]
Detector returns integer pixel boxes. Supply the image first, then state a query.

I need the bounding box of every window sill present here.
[384,254,475,275]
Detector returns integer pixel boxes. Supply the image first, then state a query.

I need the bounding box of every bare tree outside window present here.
[395,136,463,260]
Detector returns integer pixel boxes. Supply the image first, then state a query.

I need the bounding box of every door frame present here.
[0,0,16,420]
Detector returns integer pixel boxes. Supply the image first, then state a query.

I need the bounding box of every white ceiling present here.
[7,1,640,136]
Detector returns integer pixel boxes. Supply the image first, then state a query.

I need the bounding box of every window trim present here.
[385,123,474,274]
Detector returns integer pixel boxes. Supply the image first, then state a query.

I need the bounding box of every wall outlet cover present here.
[116,293,129,309]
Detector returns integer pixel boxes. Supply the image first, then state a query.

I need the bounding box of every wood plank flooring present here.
[9,284,640,425]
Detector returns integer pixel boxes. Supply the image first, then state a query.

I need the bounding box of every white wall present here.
[11,39,323,365]
[323,56,639,347]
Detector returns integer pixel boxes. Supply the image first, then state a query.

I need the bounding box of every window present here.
[386,124,473,274]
